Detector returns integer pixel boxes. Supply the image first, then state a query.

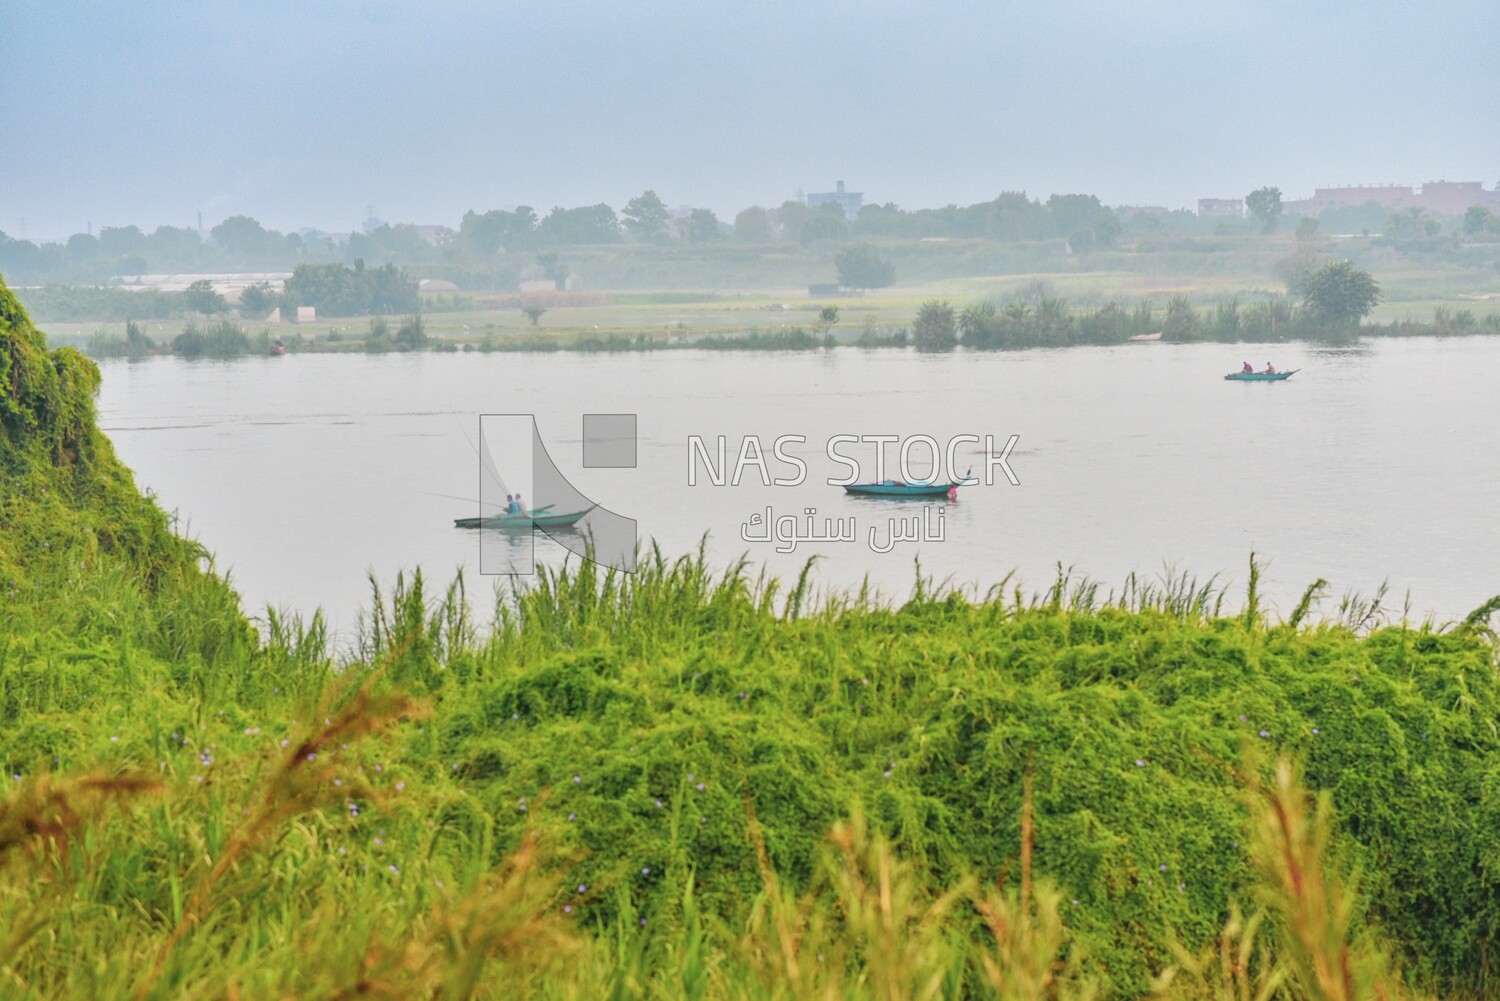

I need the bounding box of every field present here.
[28,232,1500,350]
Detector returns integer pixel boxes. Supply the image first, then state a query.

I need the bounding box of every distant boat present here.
[453,504,595,530]
[269,338,286,356]
[1224,370,1297,381]
[1129,331,1163,342]
[844,469,974,498]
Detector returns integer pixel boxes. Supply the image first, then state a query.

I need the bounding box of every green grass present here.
[7,270,1500,999]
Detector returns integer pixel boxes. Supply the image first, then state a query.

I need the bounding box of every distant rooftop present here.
[805,180,864,220]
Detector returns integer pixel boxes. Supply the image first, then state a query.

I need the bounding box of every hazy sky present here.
[3,0,1497,240]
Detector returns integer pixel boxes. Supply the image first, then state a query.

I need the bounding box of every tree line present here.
[909,260,1390,351]
[6,187,1494,291]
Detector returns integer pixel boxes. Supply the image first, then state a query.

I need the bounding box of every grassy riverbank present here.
[7,272,1500,999]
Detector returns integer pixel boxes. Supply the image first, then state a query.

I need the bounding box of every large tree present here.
[1246,187,1283,234]
[1300,259,1381,326]
[685,208,723,243]
[183,279,228,315]
[911,299,957,352]
[834,242,895,290]
[622,190,669,242]
[733,206,774,243]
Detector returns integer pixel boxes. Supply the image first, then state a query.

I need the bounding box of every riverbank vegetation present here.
[7,271,1500,998]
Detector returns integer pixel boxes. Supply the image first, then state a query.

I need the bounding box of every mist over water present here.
[97,338,1500,637]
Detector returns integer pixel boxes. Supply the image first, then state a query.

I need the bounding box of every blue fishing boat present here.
[843,468,973,498]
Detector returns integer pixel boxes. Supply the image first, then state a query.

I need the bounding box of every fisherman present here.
[504,493,518,515]
[1242,361,1253,373]
[1263,362,1276,374]
[514,492,528,515]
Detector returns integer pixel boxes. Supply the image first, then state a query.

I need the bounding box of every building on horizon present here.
[1282,181,1500,217]
[805,181,864,220]
[1197,198,1244,218]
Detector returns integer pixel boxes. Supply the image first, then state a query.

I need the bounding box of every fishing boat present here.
[453,504,595,530]
[844,468,973,498]
[268,338,286,356]
[1224,370,1297,381]
[1128,331,1163,342]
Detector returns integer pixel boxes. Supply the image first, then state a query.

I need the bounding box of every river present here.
[96,337,1500,638]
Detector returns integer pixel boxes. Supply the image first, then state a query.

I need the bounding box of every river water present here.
[96,337,1500,636]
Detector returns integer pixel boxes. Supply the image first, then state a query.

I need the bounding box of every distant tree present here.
[184,279,228,315]
[98,225,147,258]
[799,207,848,244]
[912,300,957,352]
[622,190,670,242]
[1246,187,1283,233]
[393,314,428,350]
[685,208,724,243]
[1275,251,1320,297]
[148,225,203,267]
[815,305,840,339]
[1300,260,1381,326]
[537,252,569,285]
[1462,205,1499,236]
[1384,207,1440,239]
[65,232,100,264]
[211,215,276,260]
[537,204,621,246]
[282,261,418,315]
[981,191,1050,241]
[521,301,548,326]
[834,242,895,289]
[1294,217,1321,245]
[460,207,538,254]
[773,200,812,241]
[239,281,277,319]
[733,206,774,243]
[1045,194,1119,251]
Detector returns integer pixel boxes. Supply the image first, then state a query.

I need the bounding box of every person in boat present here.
[514,492,528,515]
[1242,361,1253,373]
[504,494,517,515]
[1263,362,1276,374]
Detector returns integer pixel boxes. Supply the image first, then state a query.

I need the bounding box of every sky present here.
[2,0,1497,240]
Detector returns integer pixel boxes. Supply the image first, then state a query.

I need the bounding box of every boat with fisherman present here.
[453,503,597,530]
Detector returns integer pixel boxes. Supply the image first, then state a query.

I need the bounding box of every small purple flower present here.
[655,798,663,808]
[573,775,581,783]
[388,864,400,875]
[306,752,317,762]
[642,866,651,875]
[1258,730,1270,739]
[396,781,406,791]
[1312,727,1320,735]
[578,884,587,894]
[695,783,705,791]
[568,813,576,821]
[1238,714,1247,722]
[1158,863,1167,872]
[639,917,647,926]
[564,904,572,913]
[1134,759,1146,767]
